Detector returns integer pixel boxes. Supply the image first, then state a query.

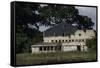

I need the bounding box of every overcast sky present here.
[39,6,97,32]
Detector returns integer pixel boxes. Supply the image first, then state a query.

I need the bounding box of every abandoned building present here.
[31,22,95,53]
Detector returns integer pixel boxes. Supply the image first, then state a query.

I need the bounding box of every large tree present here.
[15,2,43,53]
[39,4,94,29]
[39,5,79,26]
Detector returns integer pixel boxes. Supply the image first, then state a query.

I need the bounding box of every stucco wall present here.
[62,46,77,51]
[32,47,39,53]
[31,30,94,53]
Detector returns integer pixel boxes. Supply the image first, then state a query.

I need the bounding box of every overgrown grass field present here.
[16,51,97,65]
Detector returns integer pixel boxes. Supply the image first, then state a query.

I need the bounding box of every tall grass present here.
[16,51,97,65]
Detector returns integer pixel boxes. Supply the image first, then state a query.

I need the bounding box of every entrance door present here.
[77,46,81,51]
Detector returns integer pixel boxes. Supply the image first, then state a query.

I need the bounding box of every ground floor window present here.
[39,46,61,52]
[39,46,42,51]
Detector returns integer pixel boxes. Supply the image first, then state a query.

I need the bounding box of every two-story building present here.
[31,22,95,53]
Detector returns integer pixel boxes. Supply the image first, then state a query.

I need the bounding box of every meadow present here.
[16,51,97,66]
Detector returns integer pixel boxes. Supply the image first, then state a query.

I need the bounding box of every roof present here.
[44,22,78,37]
[31,43,59,47]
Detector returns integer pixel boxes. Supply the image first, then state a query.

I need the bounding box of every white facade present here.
[32,30,95,53]
[43,30,95,43]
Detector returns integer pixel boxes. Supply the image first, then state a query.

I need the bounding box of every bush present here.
[86,37,97,51]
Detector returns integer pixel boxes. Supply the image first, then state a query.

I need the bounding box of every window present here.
[66,40,68,42]
[72,39,74,42]
[59,40,61,43]
[69,40,71,42]
[62,40,64,42]
[82,39,84,42]
[39,47,42,51]
[51,46,53,50]
[44,47,46,51]
[79,33,81,36]
[51,40,54,43]
[55,40,57,43]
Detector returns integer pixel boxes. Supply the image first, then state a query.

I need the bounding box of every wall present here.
[32,47,39,53]
[62,45,77,51]
[43,30,95,45]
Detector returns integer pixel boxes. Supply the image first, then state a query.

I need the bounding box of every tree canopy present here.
[15,2,94,30]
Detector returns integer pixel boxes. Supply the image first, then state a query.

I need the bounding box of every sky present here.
[39,6,97,32]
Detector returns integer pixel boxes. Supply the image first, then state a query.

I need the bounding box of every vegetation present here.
[16,51,97,65]
[86,37,97,51]
[15,2,95,53]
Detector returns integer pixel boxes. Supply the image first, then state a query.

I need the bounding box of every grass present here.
[16,51,97,66]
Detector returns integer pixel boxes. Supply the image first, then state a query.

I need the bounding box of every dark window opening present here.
[59,40,61,43]
[39,47,42,51]
[51,40,54,43]
[79,33,81,36]
[62,40,64,42]
[51,46,53,50]
[69,40,71,42]
[44,47,46,51]
[82,39,84,42]
[77,46,81,51]
[72,39,74,42]
[55,40,57,43]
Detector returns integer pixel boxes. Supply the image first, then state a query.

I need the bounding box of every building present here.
[31,22,95,53]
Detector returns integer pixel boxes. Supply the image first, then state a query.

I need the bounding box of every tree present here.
[16,26,43,53]
[76,15,94,29]
[39,4,94,29]
[39,5,79,26]
[86,37,97,51]
[15,2,43,53]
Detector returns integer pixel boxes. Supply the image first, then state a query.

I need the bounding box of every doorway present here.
[77,46,81,51]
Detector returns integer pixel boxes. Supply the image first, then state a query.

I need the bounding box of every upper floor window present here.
[51,40,54,43]
[72,39,74,42]
[69,40,71,42]
[79,33,81,36]
[66,40,68,42]
[82,39,84,42]
[59,40,61,43]
[55,40,57,43]
[62,40,64,42]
